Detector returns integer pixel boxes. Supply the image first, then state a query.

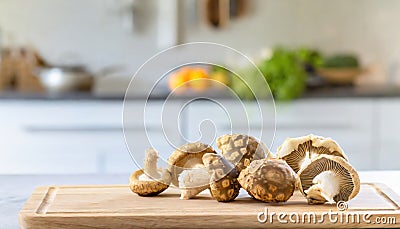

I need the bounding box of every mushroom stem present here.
[180,186,209,199]
[305,171,341,203]
[144,148,161,179]
[178,167,210,199]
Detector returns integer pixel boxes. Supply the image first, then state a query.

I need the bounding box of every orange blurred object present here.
[188,68,209,91]
[167,67,190,92]
[168,67,211,92]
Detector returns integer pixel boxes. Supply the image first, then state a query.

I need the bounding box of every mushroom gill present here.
[277,134,348,174]
[298,155,359,204]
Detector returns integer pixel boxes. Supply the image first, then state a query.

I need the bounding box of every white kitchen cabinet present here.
[378,99,400,170]
[0,100,185,174]
[0,97,397,174]
[0,100,127,174]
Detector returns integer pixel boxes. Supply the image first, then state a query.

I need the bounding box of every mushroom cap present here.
[238,158,296,202]
[168,142,216,187]
[276,134,348,173]
[202,153,240,202]
[216,134,271,173]
[129,169,171,196]
[297,154,360,204]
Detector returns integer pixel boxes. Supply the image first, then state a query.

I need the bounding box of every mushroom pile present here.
[129,133,360,205]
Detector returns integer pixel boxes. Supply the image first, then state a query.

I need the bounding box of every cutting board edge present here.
[18,211,400,229]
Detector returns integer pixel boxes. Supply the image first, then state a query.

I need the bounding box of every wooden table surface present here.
[2,171,400,229]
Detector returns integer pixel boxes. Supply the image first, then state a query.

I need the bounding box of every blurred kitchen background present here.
[0,0,400,175]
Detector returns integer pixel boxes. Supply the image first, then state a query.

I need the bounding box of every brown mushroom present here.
[276,134,348,174]
[297,154,360,204]
[168,142,216,199]
[216,134,272,173]
[238,158,296,202]
[202,153,240,202]
[129,148,171,196]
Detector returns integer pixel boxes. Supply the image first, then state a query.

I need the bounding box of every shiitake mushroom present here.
[297,154,360,204]
[216,134,272,172]
[202,153,240,202]
[129,148,171,196]
[238,158,296,203]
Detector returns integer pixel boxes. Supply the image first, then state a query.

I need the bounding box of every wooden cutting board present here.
[19,183,400,228]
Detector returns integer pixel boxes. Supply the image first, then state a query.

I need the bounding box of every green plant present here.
[295,48,323,72]
[230,47,318,100]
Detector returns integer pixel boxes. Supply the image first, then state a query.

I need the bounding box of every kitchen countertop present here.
[303,85,400,98]
[1,85,400,100]
[2,171,400,228]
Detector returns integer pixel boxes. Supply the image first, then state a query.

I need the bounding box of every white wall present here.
[184,0,400,70]
[1,0,400,83]
[0,0,160,73]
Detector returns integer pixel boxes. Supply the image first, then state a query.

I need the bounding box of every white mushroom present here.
[178,166,210,199]
[167,142,216,199]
